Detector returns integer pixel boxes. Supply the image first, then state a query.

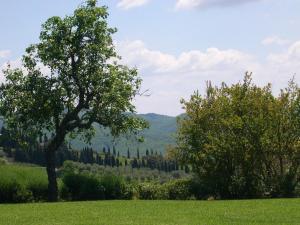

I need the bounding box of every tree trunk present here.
[46,149,58,202]
[44,111,78,201]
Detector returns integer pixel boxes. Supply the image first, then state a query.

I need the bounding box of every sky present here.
[1,0,300,116]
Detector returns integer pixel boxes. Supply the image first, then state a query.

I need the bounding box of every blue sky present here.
[1,0,300,115]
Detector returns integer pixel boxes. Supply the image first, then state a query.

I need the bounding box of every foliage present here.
[0,158,7,165]
[137,183,168,200]
[60,161,135,200]
[0,0,147,201]
[176,73,300,198]
[59,160,189,184]
[0,165,48,203]
[164,179,192,200]
[61,172,105,200]
[0,0,147,144]
[100,174,126,199]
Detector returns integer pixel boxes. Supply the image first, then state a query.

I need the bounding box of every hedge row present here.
[0,164,212,203]
[0,165,48,203]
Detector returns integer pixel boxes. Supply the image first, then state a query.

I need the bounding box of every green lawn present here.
[0,199,299,225]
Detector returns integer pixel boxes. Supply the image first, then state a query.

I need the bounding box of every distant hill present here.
[70,113,178,156]
[0,113,179,156]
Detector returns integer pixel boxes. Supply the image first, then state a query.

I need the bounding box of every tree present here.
[0,0,147,201]
[176,73,300,198]
[127,148,130,159]
[112,145,116,156]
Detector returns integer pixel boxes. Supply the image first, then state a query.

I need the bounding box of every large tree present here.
[176,73,300,198]
[0,0,147,201]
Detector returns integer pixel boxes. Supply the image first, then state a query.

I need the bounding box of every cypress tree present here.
[111,155,116,167]
[113,146,116,156]
[127,148,130,159]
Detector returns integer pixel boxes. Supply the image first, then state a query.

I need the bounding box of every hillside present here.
[70,113,178,156]
[0,113,178,156]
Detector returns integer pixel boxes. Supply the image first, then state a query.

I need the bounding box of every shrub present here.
[61,173,105,201]
[121,183,136,200]
[0,157,7,165]
[27,179,48,201]
[0,179,32,203]
[100,174,125,199]
[0,165,48,203]
[61,172,132,201]
[165,179,192,200]
[137,183,168,200]
[12,183,33,203]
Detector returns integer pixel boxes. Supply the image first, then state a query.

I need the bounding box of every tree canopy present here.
[0,0,147,201]
[176,73,300,198]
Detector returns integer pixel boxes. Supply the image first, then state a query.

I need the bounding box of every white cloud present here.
[2,41,300,116]
[116,40,300,115]
[267,41,300,71]
[118,40,255,73]
[117,40,259,115]
[0,50,11,59]
[262,36,290,46]
[175,0,262,10]
[117,0,149,10]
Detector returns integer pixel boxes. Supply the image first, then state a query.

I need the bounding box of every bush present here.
[0,179,32,203]
[137,183,168,200]
[137,179,194,200]
[0,157,7,165]
[121,183,136,200]
[100,174,125,199]
[12,183,34,203]
[61,172,131,200]
[164,179,192,200]
[61,173,105,201]
[27,179,49,201]
[0,165,48,203]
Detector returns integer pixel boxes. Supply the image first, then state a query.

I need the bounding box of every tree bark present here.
[44,106,83,201]
[46,148,58,202]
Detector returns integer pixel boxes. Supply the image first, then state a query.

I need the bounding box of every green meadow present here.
[0,199,299,225]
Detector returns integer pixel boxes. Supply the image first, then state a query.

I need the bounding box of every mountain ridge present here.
[70,113,178,155]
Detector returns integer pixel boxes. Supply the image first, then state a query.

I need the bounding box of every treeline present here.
[0,162,191,203]
[0,127,187,173]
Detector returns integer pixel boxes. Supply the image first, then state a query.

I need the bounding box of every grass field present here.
[0,199,299,225]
